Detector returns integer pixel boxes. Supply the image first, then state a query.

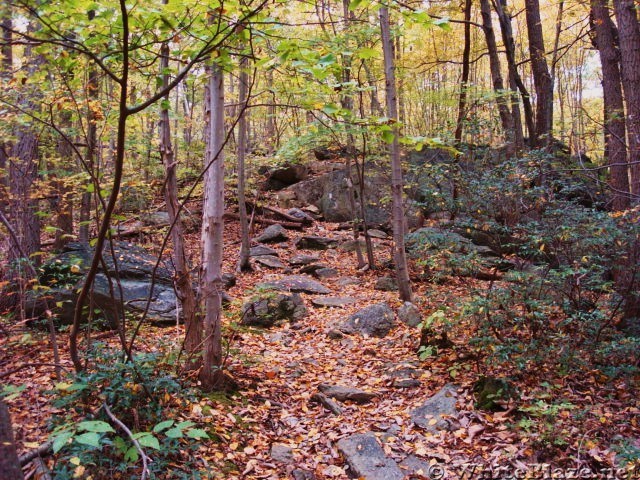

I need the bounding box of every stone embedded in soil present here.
[399,455,434,477]
[289,254,320,266]
[397,301,422,327]
[340,302,396,338]
[374,276,398,291]
[259,275,331,294]
[250,245,278,257]
[313,267,339,279]
[241,293,307,327]
[410,384,460,433]
[296,235,338,250]
[270,444,295,464]
[318,384,377,404]
[311,296,357,308]
[337,433,404,480]
[255,224,289,243]
[366,228,388,239]
[254,255,286,269]
[336,276,361,287]
[299,263,328,274]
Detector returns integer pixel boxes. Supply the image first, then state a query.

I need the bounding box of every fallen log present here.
[223,212,305,230]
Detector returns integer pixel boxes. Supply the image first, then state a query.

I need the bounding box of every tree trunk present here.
[53,111,74,251]
[159,7,201,365]
[591,0,630,210]
[525,0,554,144]
[380,6,412,302]
[80,66,98,244]
[454,0,472,143]
[237,55,252,272]
[479,0,515,155]
[0,398,24,480]
[494,0,534,145]
[199,59,225,391]
[613,0,640,196]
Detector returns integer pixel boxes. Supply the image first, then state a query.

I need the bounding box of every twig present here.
[19,440,53,466]
[102,402,151,480]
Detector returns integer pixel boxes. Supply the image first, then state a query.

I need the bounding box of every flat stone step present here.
[337,433,404,480]
[259,275,331,294]
[311,296,357,308]
[254,255,286,269]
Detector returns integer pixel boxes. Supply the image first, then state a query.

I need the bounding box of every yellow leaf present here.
[229,442,239,450]
[70,457,81,466]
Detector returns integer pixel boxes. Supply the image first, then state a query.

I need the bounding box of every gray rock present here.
[265,164,309,191]
[312,296,357,308]
[318,384,377,404]
[292,469,316,480]
[327,329,345,339]
[374,276,398,292]
[222,273,237,289]
[255,224,289,243]
[336,276,361,287]
[338,239,367,252]
[140,211,170,226]
[289,254,320,266]
[241,293,307,327]
[340,303,396,338]
[399,455,434,477]
[296,236,338,250]
[337,434,404,480]
[410,384,460,432]
[270,443,294,464]
[254,255,286,269]
[398,302,422,327]
[28,242,180,327]
[299,263,329,275]
[366,229,388,239]
[260,275,331,294]
[314,267,339,279]
[250,245,278,257]
[392,378,421,388]
[287,208,315,223]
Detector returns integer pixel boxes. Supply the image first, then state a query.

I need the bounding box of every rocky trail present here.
[3,196,639,479]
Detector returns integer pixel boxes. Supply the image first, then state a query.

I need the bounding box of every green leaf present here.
[86,183,95,193]
[381,129,395,143]
[75,432,101,448]
[153,420,174,433]
[349,0,364,10]
[134,433,160,450]
[52,431,74,454]
[434,18,452,31]
[125,446,139,463]
[176,421,195,429]
[186,428,209,439]
[322,103,340,115]
[356,47,377,60]
[78,420,115,433]
[165,427,184,438]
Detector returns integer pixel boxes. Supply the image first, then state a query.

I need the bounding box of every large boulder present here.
[27,242,180,327]
[255,224,289,243]
[340,303,396,338]
[264,164,309,191]
[241,293,307,327]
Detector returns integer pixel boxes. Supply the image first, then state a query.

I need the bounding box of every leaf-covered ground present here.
[2,216,639,479]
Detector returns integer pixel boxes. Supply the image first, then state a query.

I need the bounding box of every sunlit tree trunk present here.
[237,55,252,272]
[159,5,201,365]
[380,5,412,302]
[80,65,98,244]
[199,59,225,390]
[454,0,472,144]
[591,0,630,211]
[479,0,515,155]
[613,0,640,197]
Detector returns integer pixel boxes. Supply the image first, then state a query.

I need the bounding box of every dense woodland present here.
[0,0,639,478]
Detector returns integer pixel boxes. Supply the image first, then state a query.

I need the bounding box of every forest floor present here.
[2,206,640,479]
